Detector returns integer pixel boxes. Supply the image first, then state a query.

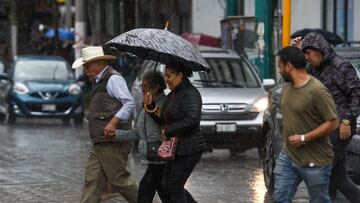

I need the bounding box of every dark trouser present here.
[138,163,171,203]
[162,151,203,203]
[329,124,360,203]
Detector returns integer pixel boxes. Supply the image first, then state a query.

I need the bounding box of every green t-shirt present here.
[281,76,337,166]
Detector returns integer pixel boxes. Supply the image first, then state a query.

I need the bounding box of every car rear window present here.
[190,58,260,88]
[14,60,74,81]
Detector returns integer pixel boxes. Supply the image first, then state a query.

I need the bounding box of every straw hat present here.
[72,46,116,69]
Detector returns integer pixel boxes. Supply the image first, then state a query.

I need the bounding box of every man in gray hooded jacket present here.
[299,32,360,202]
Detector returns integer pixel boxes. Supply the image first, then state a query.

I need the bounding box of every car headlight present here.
[251,96,268,112]
[68,84,81,95]
[13,82,29,94]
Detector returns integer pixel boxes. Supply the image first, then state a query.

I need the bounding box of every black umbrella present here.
[291,28,346,45]
[104,28,210,72]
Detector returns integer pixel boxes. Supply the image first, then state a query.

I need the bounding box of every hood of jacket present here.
[301,32,336,63]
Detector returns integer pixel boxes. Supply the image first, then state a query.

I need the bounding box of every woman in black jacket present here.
[146,62,207,203]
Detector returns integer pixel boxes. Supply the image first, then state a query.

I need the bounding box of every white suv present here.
[131,46,275,154]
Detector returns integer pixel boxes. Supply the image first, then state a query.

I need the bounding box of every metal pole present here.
[322,0,327,30]
[75,0,85,77]
[65,0,72,29]
[282,0,291,47]
[10,0,17,59]
[120,0,125,33]
[135,0,139,28]
[344,0,348,42]
[255,0,274,79]
[333,0,337,33]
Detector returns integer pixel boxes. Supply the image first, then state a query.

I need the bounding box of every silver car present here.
[131,46,275,154]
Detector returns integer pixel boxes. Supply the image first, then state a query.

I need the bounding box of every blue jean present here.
[273,153,332,203]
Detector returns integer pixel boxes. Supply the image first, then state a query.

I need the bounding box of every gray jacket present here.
[115,93,166,163]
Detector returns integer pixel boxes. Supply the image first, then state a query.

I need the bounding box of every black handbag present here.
[144,112,161,161]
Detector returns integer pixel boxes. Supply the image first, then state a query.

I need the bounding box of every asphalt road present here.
[0,118,349,203]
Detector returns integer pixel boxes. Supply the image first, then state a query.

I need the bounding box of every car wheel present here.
[0,113,6,124]
[262,130,275,192]
[8,110,16,125]
[73,114,84,125]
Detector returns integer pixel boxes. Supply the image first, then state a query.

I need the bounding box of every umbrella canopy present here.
[181,32,220,47]
[104,28,210,72]
[45,28,75,41]
[291,28,345,45]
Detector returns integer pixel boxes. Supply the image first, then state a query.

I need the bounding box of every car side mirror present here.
[263,79,275,91]
[0,73,11,81]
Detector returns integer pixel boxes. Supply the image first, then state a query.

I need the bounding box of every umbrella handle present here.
[165,20,170,30]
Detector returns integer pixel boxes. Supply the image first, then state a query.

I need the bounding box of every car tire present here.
[0,113,6,124]
[73,114,84,126]
[262,130,275,193]
[7,110,16,125]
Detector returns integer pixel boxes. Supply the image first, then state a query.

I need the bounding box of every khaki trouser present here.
[80,142,138,203]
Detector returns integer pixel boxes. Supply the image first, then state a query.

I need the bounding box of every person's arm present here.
[338,63,360,120]
[113,129,139,141]
[289,118,338,148]
[336,63,360,140]
[143,92,163,125]
[104,75,135,137]
[164,90,202,137]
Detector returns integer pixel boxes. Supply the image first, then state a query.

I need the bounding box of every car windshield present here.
[189,58,260,88]
[14,60,74,81]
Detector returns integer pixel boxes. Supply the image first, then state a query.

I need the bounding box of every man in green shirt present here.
[273,46,339,203]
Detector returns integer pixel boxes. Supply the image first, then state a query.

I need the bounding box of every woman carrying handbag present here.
[145,62,207,203]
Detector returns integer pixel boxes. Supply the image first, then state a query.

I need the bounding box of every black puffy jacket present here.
[161,78,207,156]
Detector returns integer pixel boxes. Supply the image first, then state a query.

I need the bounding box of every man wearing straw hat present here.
[73,46,138,203]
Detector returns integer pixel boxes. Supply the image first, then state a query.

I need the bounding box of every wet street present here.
[0,119,348,203]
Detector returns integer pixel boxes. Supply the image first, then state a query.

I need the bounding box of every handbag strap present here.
[144,110,148,144]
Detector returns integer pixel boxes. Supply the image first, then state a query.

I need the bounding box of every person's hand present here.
[104,123,116,138]
[291,37,302,49]
[339,123,351,140]
[104,117,120,138]
[289,134,303,148]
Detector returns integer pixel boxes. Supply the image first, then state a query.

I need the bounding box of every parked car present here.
[0,60,12,124]
[7,55,84,124]
[261,47,360,192]
[130,46,275,154]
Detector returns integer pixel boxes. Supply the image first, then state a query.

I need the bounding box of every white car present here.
[131,46,275,155]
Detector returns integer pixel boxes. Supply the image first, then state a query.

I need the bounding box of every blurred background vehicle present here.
[6,55,84,125]
[0,60,12,124]
[261,47,360,192]
[131,46,275,155]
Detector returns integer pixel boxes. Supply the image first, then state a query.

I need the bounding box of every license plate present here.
[216,123,236,132]
[42,104,56,112]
